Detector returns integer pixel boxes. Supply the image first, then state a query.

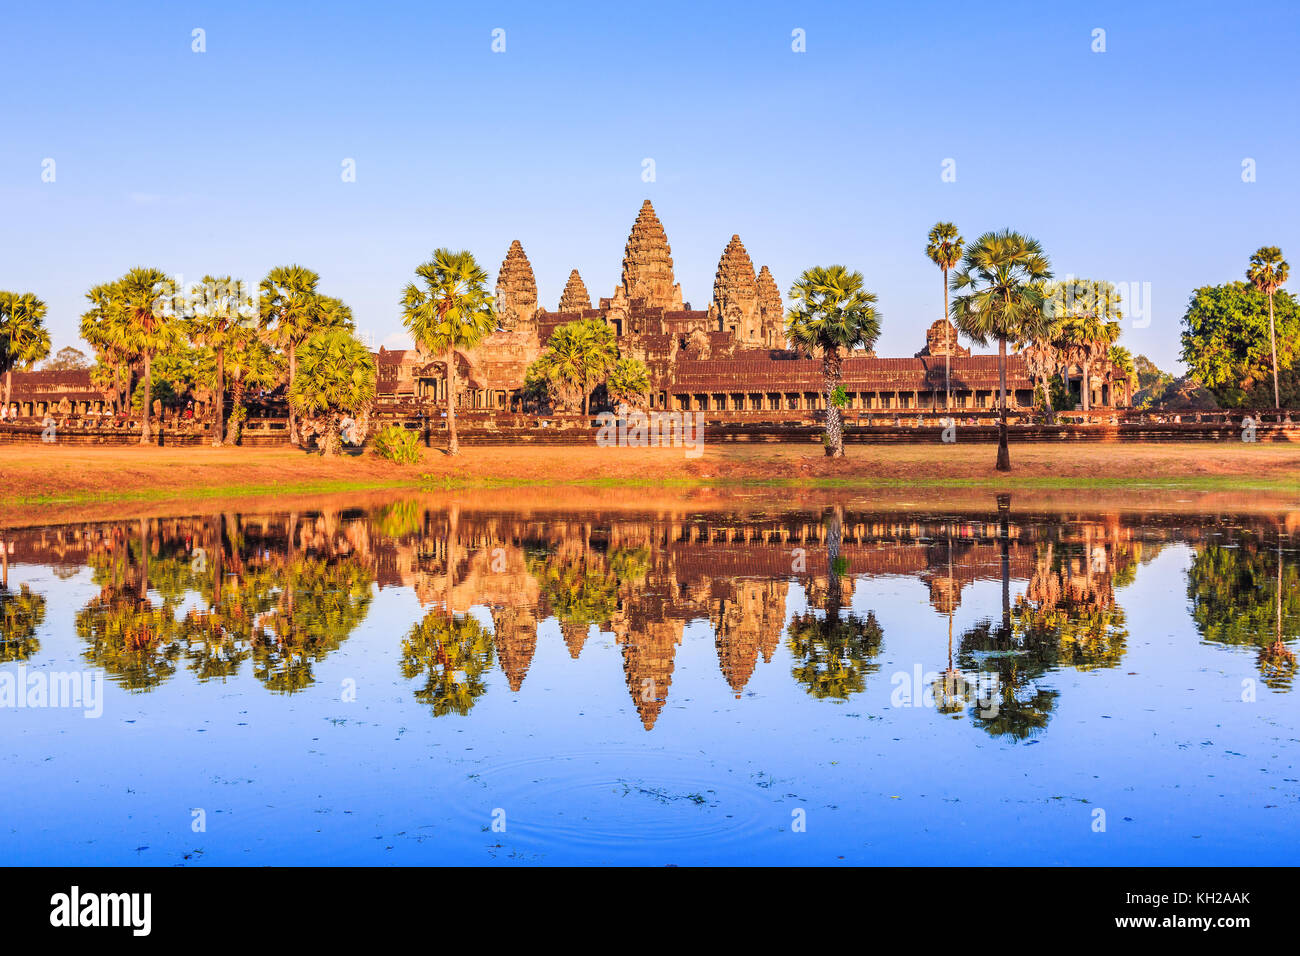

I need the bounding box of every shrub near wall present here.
[371,424,422,464]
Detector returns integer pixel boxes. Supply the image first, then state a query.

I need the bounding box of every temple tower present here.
[918,319,969,358]
[558,269,592,313]
[757,266,785,349]
[617,200,683,310]
[495,240,538,332]
[707,234,760,344]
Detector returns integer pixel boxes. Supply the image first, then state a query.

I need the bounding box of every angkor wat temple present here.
[3,200,1132,425]
[377,200,1132,415]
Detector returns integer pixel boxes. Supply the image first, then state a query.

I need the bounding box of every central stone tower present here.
[495,239,538,332]
[615,200,683,310]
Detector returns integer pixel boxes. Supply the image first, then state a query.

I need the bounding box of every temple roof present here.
[670,354,1032,391]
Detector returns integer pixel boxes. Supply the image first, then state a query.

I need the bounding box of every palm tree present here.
[1247,246,1290,409]
[224,327,286,444]
[259,266,349,446]
[785,266,882,458]
[0,292,51,411]
[1107,344,1137,405]
[606,356,652,409]
[925,223,964,408]
[529,319,618,416]
[81,282,135,416]
[288,328,377,456]
[1017,294,1064,425]
[1053,279,1122,412]
[187,275,255,446]
[113,267,179,444]
[400,249,497,456]
[950,231,1053,471]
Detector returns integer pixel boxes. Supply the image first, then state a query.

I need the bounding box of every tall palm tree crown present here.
[259,265,349,444]
[400,249,497,455]
[950,230,1053,471]
[926,222,964,408]
[785,265,882,458]
[530,319,618,415]
[111,267,179,443]
[1247,246,1289,408]
[188,275,256,445]
[0,291,51,411]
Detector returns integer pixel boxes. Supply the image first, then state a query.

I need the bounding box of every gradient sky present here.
[2,0,1296,371]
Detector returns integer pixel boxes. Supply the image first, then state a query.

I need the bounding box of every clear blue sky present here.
[2,0,1296,371]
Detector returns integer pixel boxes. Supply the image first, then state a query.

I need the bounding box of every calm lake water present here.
[2,493,1297,865]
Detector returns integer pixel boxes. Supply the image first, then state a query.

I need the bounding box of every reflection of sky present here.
[1,538,1296,866]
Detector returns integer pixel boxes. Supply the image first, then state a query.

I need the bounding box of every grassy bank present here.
[2,441,1298,516]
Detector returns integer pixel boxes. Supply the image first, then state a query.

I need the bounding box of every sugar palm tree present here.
[81,282,135,415]
[606,356,652,409]
[1247,246,1290,409]
[1107,344,1137,405]
[785,266,882,457]
[288,328,376,456]
[0,292,51,411]
[530,319,618,416]
[259,265,349,446]
[400,249,497,456]
[224,327,286,444]
[950,231,1053,471]
[1052,279,1122,412]
[113,267,180,444]
[925,223,964,408]
[187,275,255,445]
[1019,330,1061,423]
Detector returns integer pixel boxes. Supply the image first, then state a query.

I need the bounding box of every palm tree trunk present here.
[943,270,951,409]
[139,518,150,601]
[212,347,225,446]
[3,369,11,411]
[1081,357,1091,412]
[323,411,340,456]
[823,349,844,458]
[998,495,1011,632]
[140,350,153,444]
[1269,293,1280,409]
[212,512,224,605]
[826,505,843,620]
[996,336,1010,471]
[227,376,245,444]
[445,350,459,456]
[287,342,298,445]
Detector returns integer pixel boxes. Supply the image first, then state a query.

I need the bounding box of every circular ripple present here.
[450,749,776,850]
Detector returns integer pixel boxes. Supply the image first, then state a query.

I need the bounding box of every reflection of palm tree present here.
[400,611,495,716]
[529,548,620,640]
[255,554,373,693]
[955,497,1060,738]
[0,583,46,662]
[787,505,883,699]
[77,519,184,690]
[957,619,1056,739]
[1189,532,1297,690]
[931,533,969,714]
[1013,525,1129,671]
[787,609,883,700]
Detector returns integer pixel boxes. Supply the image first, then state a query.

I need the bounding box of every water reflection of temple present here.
[2,503,1296,725]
